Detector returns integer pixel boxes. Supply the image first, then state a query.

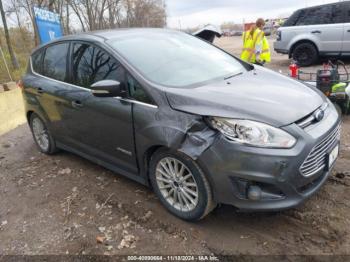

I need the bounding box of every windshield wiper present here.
[224,72,242,80]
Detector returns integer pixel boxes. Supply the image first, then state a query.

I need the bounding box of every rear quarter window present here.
[42,42,69,82]
[283,10,301,27]
[31,50,44,74]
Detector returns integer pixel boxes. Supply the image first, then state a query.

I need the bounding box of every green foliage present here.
[0,27,33,83]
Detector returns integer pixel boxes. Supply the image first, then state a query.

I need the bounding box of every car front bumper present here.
[274,41,289,55]
[198,103,341,211]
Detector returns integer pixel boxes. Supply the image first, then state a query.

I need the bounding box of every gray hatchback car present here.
[22,29,341,221]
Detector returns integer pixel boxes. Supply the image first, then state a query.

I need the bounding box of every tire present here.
[29,113,58,154]
[292,42,318,67]
[337,99,350,115]
[149,148,215,221]
[334,103,342,116]
[343,97,350,115]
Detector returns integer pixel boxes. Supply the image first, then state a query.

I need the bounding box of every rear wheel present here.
[29,113,58,154]
[292,42,318,67]
[149,149,215,221]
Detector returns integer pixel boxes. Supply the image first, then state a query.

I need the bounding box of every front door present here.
[63,42,137,173]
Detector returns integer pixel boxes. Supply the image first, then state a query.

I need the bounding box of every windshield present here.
[108,30,246,87]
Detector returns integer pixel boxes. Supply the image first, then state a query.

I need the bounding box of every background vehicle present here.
[193,24,222,43]
[263,21,274,36]
[232,30,243,36]
[274,1,350,66]
[263,26,272,36]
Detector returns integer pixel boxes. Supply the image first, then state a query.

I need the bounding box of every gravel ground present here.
[0,36,349,257]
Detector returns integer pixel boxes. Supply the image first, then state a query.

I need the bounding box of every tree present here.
[68,0,166,31]
[123,0,166,27]
[0,0,19,69]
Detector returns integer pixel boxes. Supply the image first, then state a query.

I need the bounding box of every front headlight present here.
[210,117,296,148]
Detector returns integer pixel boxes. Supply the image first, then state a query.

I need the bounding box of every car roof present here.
[31,28,180,54]
[84,27,178,39]
[296,0,350,12]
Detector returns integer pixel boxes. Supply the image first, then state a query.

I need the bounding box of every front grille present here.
[296,102,329,129]
[300,124,341,177]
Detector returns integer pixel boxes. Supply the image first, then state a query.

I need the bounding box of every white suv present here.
[274,1,350,66]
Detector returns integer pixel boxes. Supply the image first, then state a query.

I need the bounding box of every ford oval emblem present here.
[314,109,325,122]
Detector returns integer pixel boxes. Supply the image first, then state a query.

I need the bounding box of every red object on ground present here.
[289,62,299,78]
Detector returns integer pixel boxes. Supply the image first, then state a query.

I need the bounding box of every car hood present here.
[165,67,325,127]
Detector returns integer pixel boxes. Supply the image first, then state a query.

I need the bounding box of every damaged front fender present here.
[132,105,218,178]
[177,121,218,159]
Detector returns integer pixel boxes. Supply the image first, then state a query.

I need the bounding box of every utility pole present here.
[0,0,19,70]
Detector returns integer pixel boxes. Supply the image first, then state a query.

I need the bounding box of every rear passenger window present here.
[72,43,125,89]
[296,6,332,25]
[345,11,350,23]
[332,4,344,24]
[42,43,69,81]
[340,3,350,23]
[31,49,44,74]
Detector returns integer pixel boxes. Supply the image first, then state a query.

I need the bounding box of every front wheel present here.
[149,149,215,221]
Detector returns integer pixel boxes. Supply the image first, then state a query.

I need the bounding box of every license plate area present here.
[327,143,339,170]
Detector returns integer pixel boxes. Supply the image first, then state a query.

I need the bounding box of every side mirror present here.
[91,80,124,98]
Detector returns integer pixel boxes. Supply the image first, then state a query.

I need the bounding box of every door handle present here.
[37,87,44,94]
[71,100,83,108]
[347,29,350,33]
[311,30,322,34]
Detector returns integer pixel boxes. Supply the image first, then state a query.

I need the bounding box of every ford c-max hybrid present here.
[21,29,341,221]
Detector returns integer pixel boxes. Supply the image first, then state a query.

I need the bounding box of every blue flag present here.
[33,7,63,44]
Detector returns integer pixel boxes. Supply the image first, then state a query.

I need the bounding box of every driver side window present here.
[72,43,125,89]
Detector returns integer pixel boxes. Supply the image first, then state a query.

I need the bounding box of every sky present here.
[1,0,340,31]
[166,0,338,29]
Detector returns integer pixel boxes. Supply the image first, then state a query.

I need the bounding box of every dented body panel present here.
[166,67,325,127]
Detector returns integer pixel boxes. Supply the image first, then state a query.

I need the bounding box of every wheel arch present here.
[143,145,218,202]
[142,145,168,186]
[289,39,319,58]
[26,110,34,123]
[26,109,51,127]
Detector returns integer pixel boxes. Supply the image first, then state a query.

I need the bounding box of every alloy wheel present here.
[155,157,199,212]
[32,117,50,152]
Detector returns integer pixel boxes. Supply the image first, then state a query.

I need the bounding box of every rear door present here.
[295,4,343,54]
[63,41,138,174]
[28,42,73,138]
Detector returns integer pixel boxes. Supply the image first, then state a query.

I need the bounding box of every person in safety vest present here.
[241,18,271,65]
[346,84,350,98]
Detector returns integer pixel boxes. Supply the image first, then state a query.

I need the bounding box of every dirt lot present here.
[0,36,350,257]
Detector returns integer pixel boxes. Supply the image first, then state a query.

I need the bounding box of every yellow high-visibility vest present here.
[241,28,271,63]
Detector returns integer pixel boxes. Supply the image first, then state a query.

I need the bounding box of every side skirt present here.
[56,141,149,186]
